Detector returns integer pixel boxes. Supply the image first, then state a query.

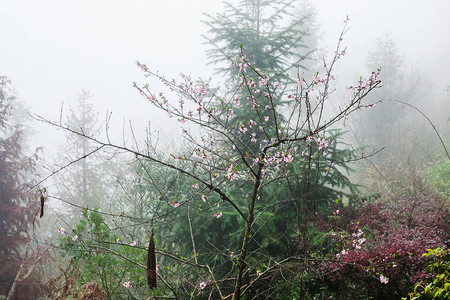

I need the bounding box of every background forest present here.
[1,0,449,299]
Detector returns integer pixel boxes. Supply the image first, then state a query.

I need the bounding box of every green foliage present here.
[427,158,450,199]
[130,126,360,298]
[58,208,150,299]
[404,248,450,300]
[203,0,313,84]
[250,130,359,256]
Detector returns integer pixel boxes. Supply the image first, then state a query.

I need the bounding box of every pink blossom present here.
[226,164,236,181]
[259,76,270,86]
[264,116,269,122]
[238,125,248,134]
[192,183,199,189]
[72,235,78,241]
[201,195,207,202]
[57,227,65,235]
[199,281,207,289]
[282,153,294,163]
[214,212,223,218]
[168,201,180,208]
[130,241,136,247]
[238,63,247,72]
[379,274,389,284]
[123,281,132,288]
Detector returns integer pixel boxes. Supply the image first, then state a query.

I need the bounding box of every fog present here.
[2,0,449,152]
[1,0,449,298]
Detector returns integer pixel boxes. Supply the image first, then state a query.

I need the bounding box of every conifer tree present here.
[203,0,316,153]
[203,0,313,84]
[54,90,111,209]
[0,76,49,299]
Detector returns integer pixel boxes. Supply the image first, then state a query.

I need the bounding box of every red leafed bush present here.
[0,76,51,299]
[318,194,449,299]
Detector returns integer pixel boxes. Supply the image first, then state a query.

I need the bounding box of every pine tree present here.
[203,0,313,84]
[54,90,110,209]
[203,0,317,153]
[350,35,433,194]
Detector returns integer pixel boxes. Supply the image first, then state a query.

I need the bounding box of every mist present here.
[1,0,449,299]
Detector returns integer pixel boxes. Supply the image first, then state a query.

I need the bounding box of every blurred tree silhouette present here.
[348,35,440,196]
[54,90,112,210]
[0,76,50,299]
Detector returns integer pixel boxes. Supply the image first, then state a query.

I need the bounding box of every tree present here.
[349,35,438,196]
[203,0,314,83]
[0,76,49,299]
[38,17,382,298]
[54,90,112,210]
[203,0,317,152]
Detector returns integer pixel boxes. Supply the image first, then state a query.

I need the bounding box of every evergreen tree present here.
[54,90,111,209]
[203,0,313,84]
[0,76,49,299]
[203,0,317,154]
[353,35,409,150]
[350,35,434,195]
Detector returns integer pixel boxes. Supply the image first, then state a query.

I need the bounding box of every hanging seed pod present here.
[40,194,45,218]
[147,229,157,290]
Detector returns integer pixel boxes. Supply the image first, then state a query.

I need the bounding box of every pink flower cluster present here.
[263,151,294,167]
[379,274,389,284]
[168,201,180,208]
[226,164,236,181]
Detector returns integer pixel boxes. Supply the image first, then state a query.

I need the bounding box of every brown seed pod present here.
[147,230,156,290]
[40,194,45,218]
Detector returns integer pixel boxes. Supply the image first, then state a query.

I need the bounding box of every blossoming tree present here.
[36,16,387,298]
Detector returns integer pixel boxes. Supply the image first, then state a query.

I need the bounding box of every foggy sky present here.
[1,0,449,153]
